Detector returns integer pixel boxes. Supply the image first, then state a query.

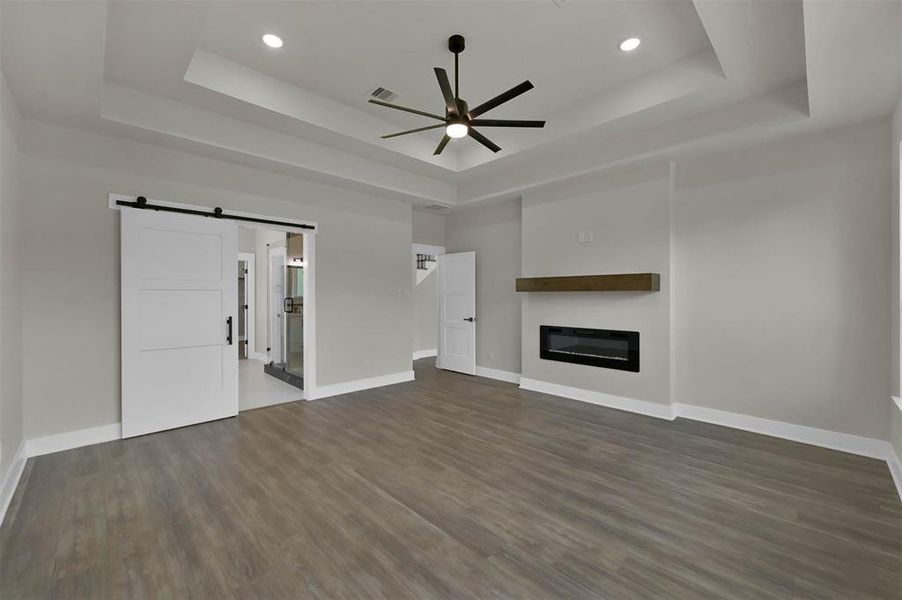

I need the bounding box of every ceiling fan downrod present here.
[449,34,465,101]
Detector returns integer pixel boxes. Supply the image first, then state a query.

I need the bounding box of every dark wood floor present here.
[3,359,902,599]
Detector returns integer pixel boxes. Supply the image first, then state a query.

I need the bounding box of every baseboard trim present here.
[673,403,891,461]
[475,366,521,384]
[887,449,902,504]
[313,370,415,400]
[0,440,27,528]
[413,349,437,361]
[516,378,895,464]
[889,397,902,503]
[519,377,675,420]
[26,423,122,458]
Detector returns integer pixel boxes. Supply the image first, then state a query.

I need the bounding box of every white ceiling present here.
[193,1,711,119]
[2,0,900,208]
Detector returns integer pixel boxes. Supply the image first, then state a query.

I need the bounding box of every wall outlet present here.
[577,230,594,243]
[489,350,496,360]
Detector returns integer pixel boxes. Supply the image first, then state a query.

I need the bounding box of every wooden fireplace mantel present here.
[515,273,660,293]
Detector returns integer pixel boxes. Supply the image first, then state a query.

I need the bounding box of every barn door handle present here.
[226,316,233,345]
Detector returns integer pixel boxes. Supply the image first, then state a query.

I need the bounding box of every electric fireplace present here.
[540,326,639,372]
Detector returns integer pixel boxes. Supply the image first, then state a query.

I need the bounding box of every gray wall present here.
[238,226,256,253]
[18,119,413,440]
[521,166,672,405]
[412,208,446,246]
[0,69,23,476]
[446,199,522,375]
[411,208,444,356]
[450,120,892,441]
[891,93,902,456]
[673,120,891,439]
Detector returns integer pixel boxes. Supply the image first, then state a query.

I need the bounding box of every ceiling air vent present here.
[369,86,399,103]
[423,204,447,211]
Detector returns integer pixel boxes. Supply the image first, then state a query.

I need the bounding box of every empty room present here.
[2,1,902,598]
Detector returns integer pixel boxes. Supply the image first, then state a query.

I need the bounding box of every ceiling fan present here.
[369,34,545,155]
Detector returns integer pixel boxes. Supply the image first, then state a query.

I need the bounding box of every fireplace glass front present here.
[540,326,639,372]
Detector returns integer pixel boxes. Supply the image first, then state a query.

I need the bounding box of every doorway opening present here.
[264,231,305,390]
[239,227,308,411]
[412,243,444,367]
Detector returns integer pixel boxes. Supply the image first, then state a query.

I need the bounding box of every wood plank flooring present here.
[3,359,902,599]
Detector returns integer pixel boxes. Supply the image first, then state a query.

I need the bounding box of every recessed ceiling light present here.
[446,122,469,139]
[619,37,641,52]
[262,34,283,49]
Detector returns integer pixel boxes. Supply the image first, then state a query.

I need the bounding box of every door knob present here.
[463,317,475,322]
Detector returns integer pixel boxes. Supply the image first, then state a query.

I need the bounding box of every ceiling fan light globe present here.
[446,123,469,138]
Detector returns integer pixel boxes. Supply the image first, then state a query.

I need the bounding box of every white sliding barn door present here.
[437,251,476,375]
[121,208,238,438]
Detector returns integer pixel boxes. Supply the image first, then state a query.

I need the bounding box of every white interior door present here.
[438,251,476,375]
[121,208,239,438]
[268,246,286,364]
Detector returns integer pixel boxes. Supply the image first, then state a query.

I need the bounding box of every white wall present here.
[18,119,413,440]
[413,268,438,354]
[253,228,286,356]
[446,199,522,375]
[674,120,891,439]
[521,166,672,405]
[0,68,23,477]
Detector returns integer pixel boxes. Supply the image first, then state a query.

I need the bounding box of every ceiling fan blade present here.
[382,124,446,139]
[468,128,501,153]
[368,99,446,122]
[467,80,534,118]
[434,68,458,116]
[434,135,451,155]
[469,119,545,128]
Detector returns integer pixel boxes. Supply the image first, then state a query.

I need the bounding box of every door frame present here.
[238,252,255,360]
[110,193,317,400]
[437,251,477,375]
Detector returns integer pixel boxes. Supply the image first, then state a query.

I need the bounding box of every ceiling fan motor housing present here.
[449,34,465,54]
[450,99,469,120]
[371,32,543,155]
